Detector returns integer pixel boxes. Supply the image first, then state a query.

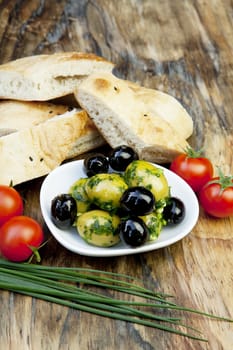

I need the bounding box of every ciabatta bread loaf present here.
[75,72,193,163]
[0,101,105,185]
[0,52,114,101]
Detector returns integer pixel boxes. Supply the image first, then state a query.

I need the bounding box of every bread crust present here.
[125,80,193,139]
[0,100,71,134]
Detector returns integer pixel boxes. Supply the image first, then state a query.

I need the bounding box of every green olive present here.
[69,178,91,214]
[77,209,120,247]
[140,211,165,241]
[124,160,169,201]
[85,173,128,211]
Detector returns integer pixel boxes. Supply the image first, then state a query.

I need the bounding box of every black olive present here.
[51,194,77,229]
[84,153,109,177]
[119,217,149,247]
[109,145,139,172]
[163,197,185,225]
[120,186,155,216]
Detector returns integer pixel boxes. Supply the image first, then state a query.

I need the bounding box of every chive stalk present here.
[0,259,232,342]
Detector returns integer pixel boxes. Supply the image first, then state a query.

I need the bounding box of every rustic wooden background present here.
[0,1,232,349]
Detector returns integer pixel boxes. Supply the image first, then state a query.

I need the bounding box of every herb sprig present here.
[0,259,232,342]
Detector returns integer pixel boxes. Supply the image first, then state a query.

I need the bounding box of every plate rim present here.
[40,159,199,257]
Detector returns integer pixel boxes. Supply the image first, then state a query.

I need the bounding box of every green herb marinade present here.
[91,217,113,235]
[69,178,91,214]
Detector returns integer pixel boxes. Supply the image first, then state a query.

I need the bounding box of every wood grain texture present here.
[0,1,232,349]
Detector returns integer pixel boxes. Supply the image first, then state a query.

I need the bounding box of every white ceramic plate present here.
[40,160,199,257]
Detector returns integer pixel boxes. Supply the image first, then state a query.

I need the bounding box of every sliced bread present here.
[0,101,105,185]
[75,72,192,163]
[0,52,114,101]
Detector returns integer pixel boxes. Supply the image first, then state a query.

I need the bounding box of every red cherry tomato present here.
[198,172,233,218]
[0,216,44,262]
[170,148,214,192]
[0,185,24,226]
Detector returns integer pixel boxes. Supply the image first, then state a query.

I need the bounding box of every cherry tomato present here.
[0,216,44,262]
[0,185,24,227]
[170,148,213,192]
[198,172,233,218]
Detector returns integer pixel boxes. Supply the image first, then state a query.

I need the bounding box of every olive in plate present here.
[84,153,109,177]
[119,216,149,247]
[120,186,155,216]
[109,145,139,172]
[140,211,164,241]
[69,178,91,214]
[77,209,120,247]
[163,197,185,225]
[51,194,77,229]
[124,160,169,201]
[85,173,128,211]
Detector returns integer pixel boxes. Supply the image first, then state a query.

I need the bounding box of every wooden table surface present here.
[0,1,233,349]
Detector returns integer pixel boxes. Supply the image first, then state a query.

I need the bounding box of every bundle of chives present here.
[0,259,232,342]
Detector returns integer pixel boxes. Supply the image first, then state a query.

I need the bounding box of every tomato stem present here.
[27,239,49,264]
[207,167,233,191]
[184,146,203,158]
